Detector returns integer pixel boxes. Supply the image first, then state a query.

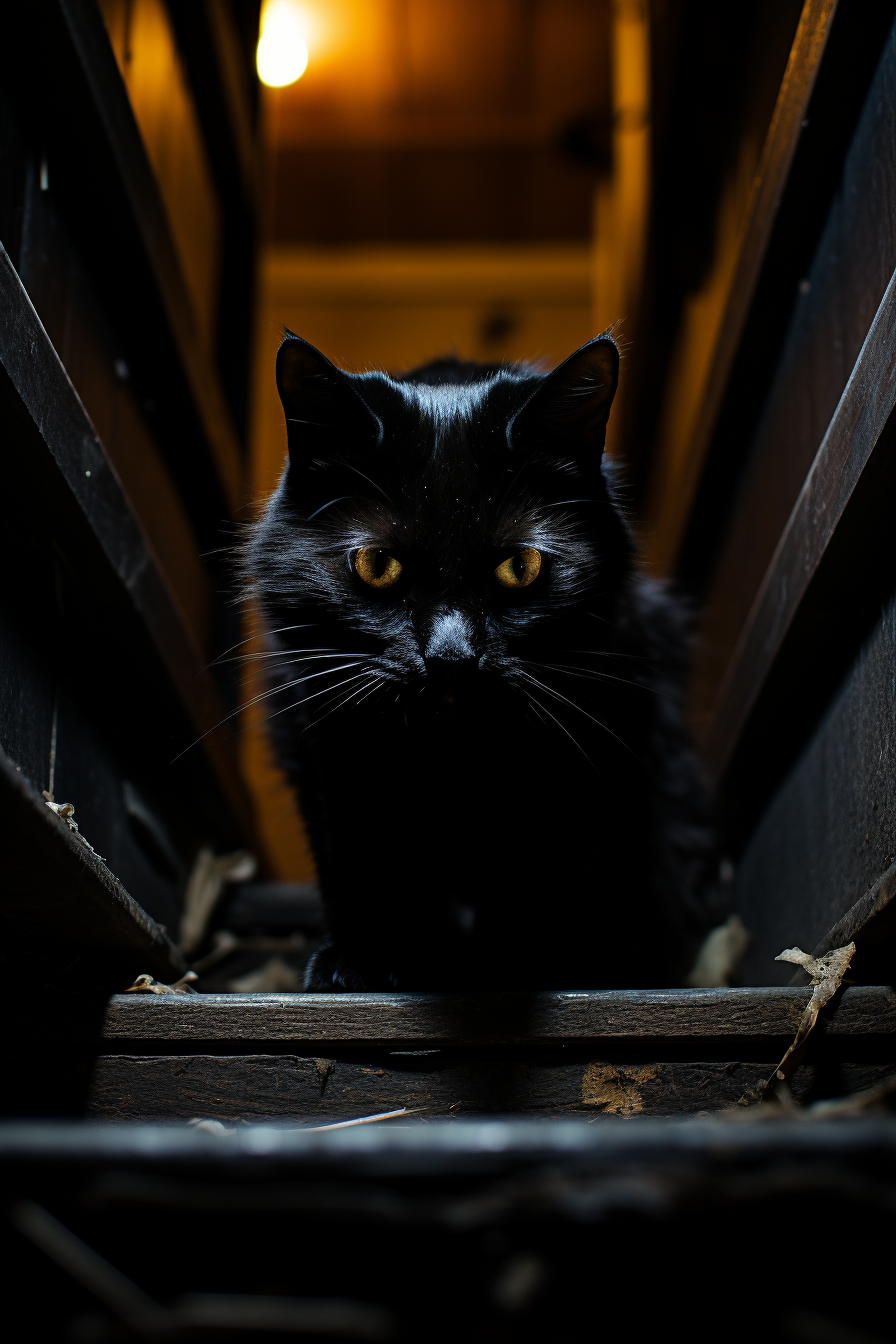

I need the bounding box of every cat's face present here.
[251,334,632,724]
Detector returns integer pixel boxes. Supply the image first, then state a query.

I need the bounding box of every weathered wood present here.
[644,0,836,574]
[5,1115,896,1344]
[83,1053,896,1121]
[0,747,183,984]
[57,0,244,514]
[786,859,896,987]
[814,859,896,958]
[700,257,896,781]
[0,241,254,840]
[94,986,896,1045]
[692,16,896,788]
[735,595,896,984]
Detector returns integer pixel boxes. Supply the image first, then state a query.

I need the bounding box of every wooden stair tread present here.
[96,986,896,1043]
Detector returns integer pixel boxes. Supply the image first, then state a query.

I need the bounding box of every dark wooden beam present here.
[700,260,896,781]
[80,1053,896,1121]
[643,0,837,575]
[91,986,896,1045]
[0,241,255,841]
[0,0,246,542]
[58,0,244,511]
[0,747,183,984]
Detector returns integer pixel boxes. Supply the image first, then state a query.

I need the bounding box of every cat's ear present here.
[276,332,382,463]
[510,334,619,454]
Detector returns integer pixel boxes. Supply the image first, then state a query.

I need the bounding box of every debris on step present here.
[125,971,199,995]
[685,914,750,987]
[186,1110,414,1135]
[719,1073,896,1123]
[763,941,856,1096]
[179,846,257,956]
[41,791,104,861]
[733,941,856,1107]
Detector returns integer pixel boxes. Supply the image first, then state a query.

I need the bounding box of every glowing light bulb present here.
[257,1,308,88]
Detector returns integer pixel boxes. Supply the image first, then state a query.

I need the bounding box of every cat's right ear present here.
[276,332,382,465]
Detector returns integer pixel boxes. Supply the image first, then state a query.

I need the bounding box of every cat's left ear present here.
[510,334,619,455]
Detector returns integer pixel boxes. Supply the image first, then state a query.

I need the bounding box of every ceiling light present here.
[257,1,309,88]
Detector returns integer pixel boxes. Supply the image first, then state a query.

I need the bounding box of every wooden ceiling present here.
[261,0,612,243]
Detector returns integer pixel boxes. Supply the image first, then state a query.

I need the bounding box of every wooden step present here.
[5,1114,896,1344]
[93,986,896,1044]
[9,987,890,1123]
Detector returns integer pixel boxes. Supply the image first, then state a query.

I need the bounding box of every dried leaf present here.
[42,792,104,861]
[760,941,856,1099]
[125,971,198,995]
[582,1064,657,1116]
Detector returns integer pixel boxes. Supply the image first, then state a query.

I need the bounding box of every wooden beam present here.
[93,986,896,1045]
[0,242,255,841]
[643,0,837,575]
[0,748,183,984]
[58,0,244,515]
[700,260,896,780]
[80,1054,896,1121]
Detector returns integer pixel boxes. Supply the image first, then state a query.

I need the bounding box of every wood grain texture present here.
[84,1053,896,1120]
[644,0,837,575]
[0,746,183,983]
[787,859,896,986]
[97,986,896,1044]
[0,241,253,838]
[736,597,896,984]
[58,0,243,513]
[701,259,896,780]
[693,15,896,776]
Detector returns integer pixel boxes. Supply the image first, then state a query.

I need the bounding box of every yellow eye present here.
[494,547,542,589]
[354,547,403,590]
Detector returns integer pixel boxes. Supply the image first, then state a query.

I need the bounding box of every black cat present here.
[246,331,715,991]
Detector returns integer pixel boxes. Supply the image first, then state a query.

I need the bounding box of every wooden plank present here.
[643,0,837,575]
[96,986,896,1044]
[82,1054,896,1121]
[786,859,896,986]
[691,18,896,789]
[700,258,896,780]
[58,0,244,514]
[0,747,183,984]
[0,241,254,840]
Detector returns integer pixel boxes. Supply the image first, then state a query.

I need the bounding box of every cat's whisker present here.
[521,660,661,696]
[332,457,395,507]
[517,683,595,769]
[250,661,367,707]
[225,647,346,665]
[266,670,375,726]
[298,673,387,734]
[519,670,636,761]
[567,648,653,664]
[206,622,326,669]
[171,662,361,761]
[236,652,368,675]
[184,660,370,756]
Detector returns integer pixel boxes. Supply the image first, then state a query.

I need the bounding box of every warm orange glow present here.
[257,0,308,87]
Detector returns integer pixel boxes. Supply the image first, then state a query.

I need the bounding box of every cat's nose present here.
[421,608,478,663]
[421,608,480,698]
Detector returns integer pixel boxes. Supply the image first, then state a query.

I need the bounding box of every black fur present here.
[246,332,715,990]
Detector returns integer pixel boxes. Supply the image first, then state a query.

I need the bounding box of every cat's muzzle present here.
[422,655,480,706]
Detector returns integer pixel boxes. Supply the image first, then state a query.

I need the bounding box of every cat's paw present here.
[304,944,373,992]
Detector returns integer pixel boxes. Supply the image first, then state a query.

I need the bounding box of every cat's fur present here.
[246,331,715,991]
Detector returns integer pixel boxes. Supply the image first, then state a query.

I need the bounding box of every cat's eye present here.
[354,547,403,590]
[494,547,542,589]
